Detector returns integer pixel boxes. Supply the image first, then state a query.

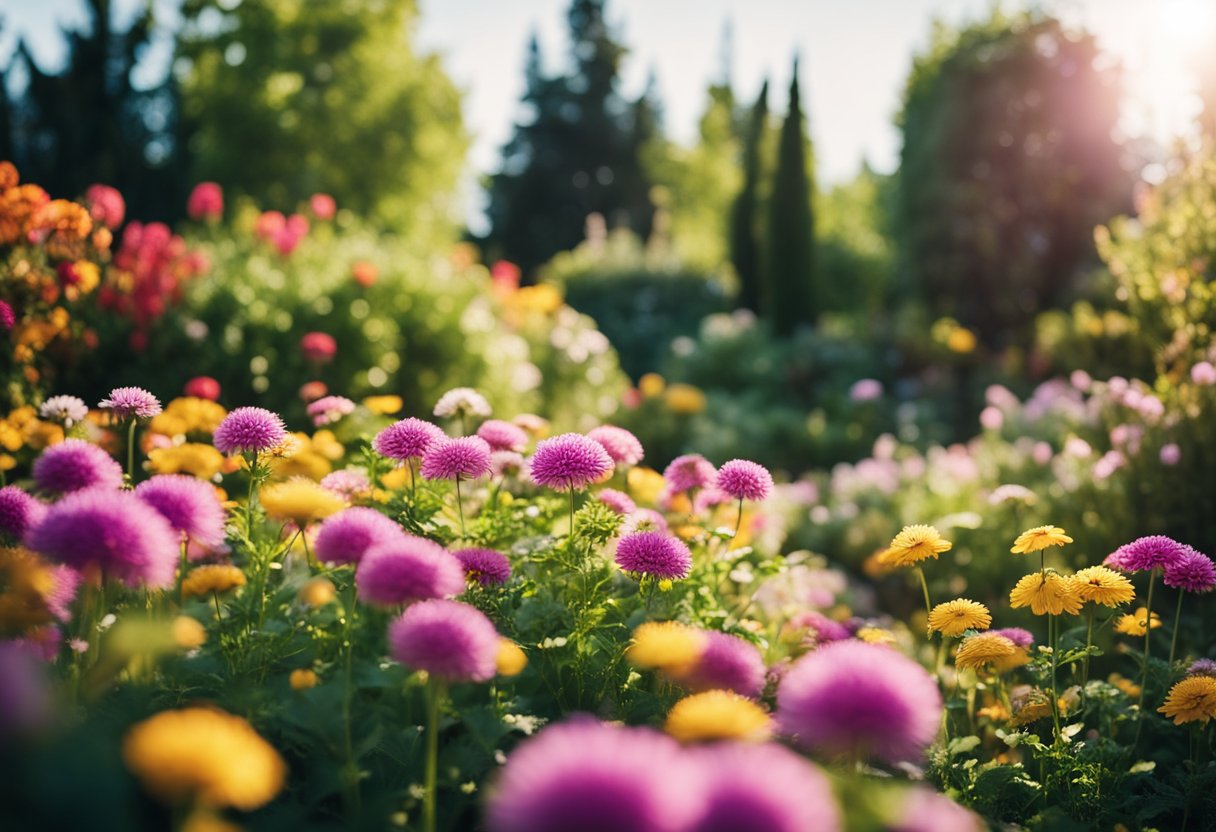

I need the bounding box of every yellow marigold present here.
[181,565,246,599]
[0,547,56,634]
[1159,676,1216,725]
[955,633,1017,671]
[269,433,330,480]
[380,466,413,490]
[151,398,228,437]
[1009,571,1082,616]
[883,524,952,568]
[863,548,898,578]
[496,639,528,677]
[298,577,337,607]
[259,478,344,526]
[123,707,286,810]
[625,621,706,675]
[928,599,991,637]
[290,669,319,691]
[664,690,772,743]
[664,384,707,415]
[856,626,897,645]
[148,443,225,480]
[638,373,666,398]
[992,646,1032,673]
[1114,606,1161,637]
[1108,673,1141,698]
[311,430,344,461]
[1011,525,1073,554]
[627,466,666,506]
[172,616,207,649]
[1072,565,1135,607]
[363,395,403,415]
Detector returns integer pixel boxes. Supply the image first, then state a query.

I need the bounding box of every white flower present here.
[433,387,491,419]
[40,395,89,427]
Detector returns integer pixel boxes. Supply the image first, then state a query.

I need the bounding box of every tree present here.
[178,0,466,239]
[485,0,657,275]
[762,57,815,336]
[729,80,768,313]
[895,11,1132,349]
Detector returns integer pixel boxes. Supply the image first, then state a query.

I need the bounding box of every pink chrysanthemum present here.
[186,182,223,221]
[776,640,942,765]
[788,612,852,646]
[314,507,405,566]
[25,488,178,587]
[300,331,337,363]
[356,536,465,606]
[421,436,493,481]
[663,454,717,495]
[1105,535,1191,573]
[373,417,445,461]
[686,742,841,832]
[990,627,1035,648]
[679,631,766,698]
[614,531,692,580]
[387,599,499,681]
[715,460,774,502]
[529,433,613,491]
[587,425,644,466]
[598,488,637,516]
[134,474,226,548]
[320,468,372,501]
[477,419,529,452]
[692,486,732,514]
[212,407,287,456]
[491,450,526,478]
[32,439,124,495]
[485,718,701,832]
[98,386,162,420]
[0,486,47,541]
[85,184,125,229]
[891,787,982,832]
[1163,547,1216,593]
[306,395,356,427]
[453,547,512,587]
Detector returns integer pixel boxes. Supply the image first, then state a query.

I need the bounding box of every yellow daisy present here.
[927,599,992,637]
[1159,676,1216,725]
[883,524,952,568]
[664,690,772,743]
[955,633,1017,671]
[1009,571,1083,616]
[1114,606,1161,637]
[1011,525,1073,554]
[856,626,898,645]
[625,621,706,675]
[181,565,246,599]
[259,478,344,526]
[1072,565,1135,607]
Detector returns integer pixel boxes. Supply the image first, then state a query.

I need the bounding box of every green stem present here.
[454,475,465,538]
[916,566,933,636]
[245,451,260,540]
[178,539,190,607]
[1134,568,1157,749]
[1049,613,1062,744]
[424,679,445,832]
[569,489,576,539]
[342,578,361,814]
[732,497,744,541]
[1083,605,1095,686]
[125,419,138,484]
[409,458,417,503]
[1170,590,1185,667]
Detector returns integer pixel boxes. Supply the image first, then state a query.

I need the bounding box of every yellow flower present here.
[1114,606,1161,637]
[148,443,225,480]
[298,577,337,607]
[1108,673,1141,698]
[123,707,287,810]
[625,621,706,675]
[181,565,246,599]
[181,810,243,832]
[928,599,991,637]
[259,478,344,526]
[992,646,1031,673]
[362,395,403,415]
[151,398,228,438]
[290,669,319,690]
[269,433,332,480]
[946,327,977,354]
[1158,676,1216,725]
[883,524,952,568]
[1011,525,1073,554]
[638,373,666,398]
[1009,688,1055,727]
[495,639,528,677]
[976,702,1010,722]
[856,627,897,645]
[955,633,1017,671]
[664,690,772,743]
[627,466,666,506]
[0,547,56,635]
[1009,571,1082,616]
[664,384,707,415]
[171,616,207,649]
[1072,566,1135,607]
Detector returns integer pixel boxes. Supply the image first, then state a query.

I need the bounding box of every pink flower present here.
[186,182,223,221]
[300,331,337,363]
[310,193,336,220]
[454,547,512,587]
[614,531,692,580]
[135,474,227,548]
[849,379,883,402]
[183,376,221,401]
[0,300,13,331]
[1160,443,1182,466]
[212,407,287,456]
[529,434,613,491]
[32,440,124,495]
[1192,361,1216,386]
[477,419,529,452]
[587,425,644,466]
[714,460,773,502]
[663,454,716,495]
[254,210,285,240]
[357,536,466,606]
[597,488,636,516]
[979,406,1003,431]
[421,436,493,481]
[315,507,405,566]
[85,184,125,229]
[388,599,499,682]
[374,418,445,462]
[306,395,356,426]
[98,386,162,420]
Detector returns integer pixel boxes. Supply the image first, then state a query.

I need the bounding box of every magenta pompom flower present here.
[32,439,124,495]
[135,474,226,548]
[45,566,81,622]
[990,627,1035,648]
[1163,547,1216,593]
[0,300,15,331]
[491,450,526,478]
[1105,535,1191,573]
[776,640,942,765]
[387,599,499,682]
[485,718,701,832]
[587,425,644,466]
[454,547,512,587]
[212,407,287,456]
[598,488,637,516]
[678,631,766,698]
[98,386,162,420]
[686,742,841,832]
[715,460,773,502]
[663,454,717,495]
[25,488,178,587]
[421,436,493,481]
[615,531,692,580]
[314,507,405,566]
[373,417,445,462]
[477,419,529,452]
[0,486,47,541]
[788,611,852,646]
[529,433,613,491]
[186,182,223,221]
[891,787,981,832]
[306,395,356,427]
[356,536,465,606]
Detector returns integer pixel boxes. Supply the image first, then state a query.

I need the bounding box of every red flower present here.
[184,376,221,401]
[310,194,336,220]
[85,184,125,229]
[186,183,223,221]
[300,332,337,363]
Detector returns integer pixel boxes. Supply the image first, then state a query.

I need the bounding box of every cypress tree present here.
[729,79,768,313]
[763,57,815,336]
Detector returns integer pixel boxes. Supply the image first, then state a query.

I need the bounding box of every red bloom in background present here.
[491,260,521,292]
[352,261,378,287]
[184,376,221,401]
[186,182,223,221]
[85,184,125,230]
[300,331,337,363]
[299,381,328,402]
[255,211,286,241]
[310,194,336,220]
[108,221,208,347]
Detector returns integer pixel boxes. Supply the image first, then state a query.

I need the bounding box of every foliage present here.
[815,163,896,317]
[728,80,769,315]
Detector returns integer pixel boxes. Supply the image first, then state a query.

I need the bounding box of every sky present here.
[3,0,1212,228]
